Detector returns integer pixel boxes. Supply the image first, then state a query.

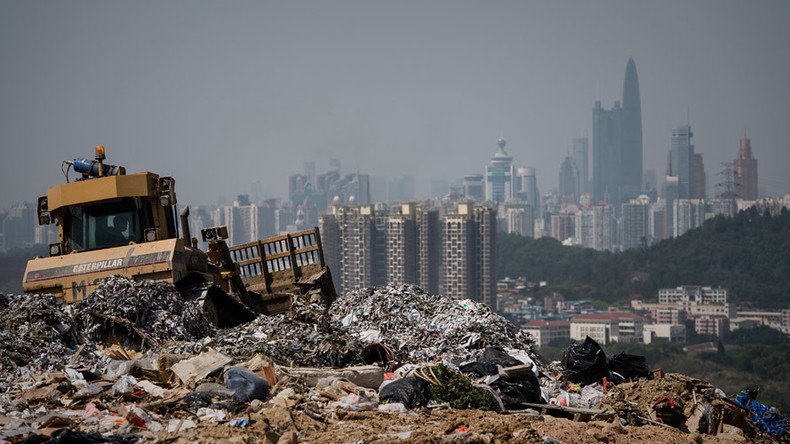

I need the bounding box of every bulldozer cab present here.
[63,197,156,252]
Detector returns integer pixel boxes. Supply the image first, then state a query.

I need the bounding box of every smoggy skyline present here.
[1,1,789,207]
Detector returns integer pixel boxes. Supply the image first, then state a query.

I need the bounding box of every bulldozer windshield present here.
[64,197,153,252]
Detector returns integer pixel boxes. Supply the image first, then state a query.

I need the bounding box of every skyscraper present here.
[670,125,694,199]
[692,153,706,199]
[485,138,514,204]
[514,167,540,219]
[558,155,580,203]
[593,99,621,204]
[592,58,643,205]
[735,135,758,200]
[621,58,643,201]
[572,137,590,194]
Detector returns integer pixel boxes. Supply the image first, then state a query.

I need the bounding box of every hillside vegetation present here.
[498,207,790,308]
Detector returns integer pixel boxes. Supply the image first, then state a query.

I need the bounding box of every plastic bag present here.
[735,390,787,436]
[459,362,499,378]
[561,337,608,385]
[608,351,649,381]
[490,371,544,408]
[224,367,270,402]
[482,346,523,367]
[378,376,429,408]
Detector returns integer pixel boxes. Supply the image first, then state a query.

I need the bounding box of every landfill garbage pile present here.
[172,310,367,367]
[165,284,538,369]
[0,294,80,372]
[328,285,537,364]
[1,278,788,443]
[72,277,215,348]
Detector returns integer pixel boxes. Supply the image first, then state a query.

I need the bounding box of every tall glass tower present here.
[593,58,643,204]
[485,137,514,204]
[621,58,643,201]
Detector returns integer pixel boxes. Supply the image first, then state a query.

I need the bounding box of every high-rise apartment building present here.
[415,206,441,295]
[574,204,613,251]
[485,138,514,204]
[670,125,695,199]
[223,195,275,246]
[621,196,650,250]
[442,202,497,308]
[332,205,378,294]
[663,176,679,238]
[504,200,534,238]
[386,209,418,286]
[592,58,643,205]
[673,199,706,237]
[735,136,758,200]
[320,202,441,295]
[551,211,575,243]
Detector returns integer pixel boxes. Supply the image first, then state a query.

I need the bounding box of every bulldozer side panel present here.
[22,238,192,302]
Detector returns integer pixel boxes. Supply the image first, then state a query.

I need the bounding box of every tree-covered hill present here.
[498,207,790,308]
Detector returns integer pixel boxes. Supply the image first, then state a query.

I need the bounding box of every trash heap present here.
[328,285,535,364]
[165,284,537,369]
[73,277,215,348]
[0,293,80,372]
[0,278,787,443]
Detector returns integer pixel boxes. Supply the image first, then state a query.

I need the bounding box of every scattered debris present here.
[0,280,787,442]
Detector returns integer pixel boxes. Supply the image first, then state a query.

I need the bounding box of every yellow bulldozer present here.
[22,146,336,327]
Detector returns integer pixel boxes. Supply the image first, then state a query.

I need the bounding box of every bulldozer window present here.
[65,198,153,252]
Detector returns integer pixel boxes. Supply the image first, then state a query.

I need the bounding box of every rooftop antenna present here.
[686,107,690,126]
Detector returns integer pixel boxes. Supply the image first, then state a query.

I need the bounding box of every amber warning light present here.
[95,145,106,160]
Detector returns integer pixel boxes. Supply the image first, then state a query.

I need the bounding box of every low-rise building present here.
[736,309,790,329]
[631,299,735,321]
[729,318,760,331]
[570,312,644,345]
[694,316,729,339]
[658,286,728,305]
[643,323,686,344]
[522,320,571,348]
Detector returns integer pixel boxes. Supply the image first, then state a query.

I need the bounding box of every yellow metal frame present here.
[48,172,158,213]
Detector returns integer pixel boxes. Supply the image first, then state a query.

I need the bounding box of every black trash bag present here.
[482,346,523,367]
[490,371,545,408]
[47,429,139,443]
[379,376,430,408]
[608,351,650,381]
[184,392,214,410]
[224,366,270,402]
[459,361,499,378]
[561,336,608,385]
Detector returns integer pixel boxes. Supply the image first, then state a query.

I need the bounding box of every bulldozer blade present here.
[242,291,292,316]
[197,285,257,328]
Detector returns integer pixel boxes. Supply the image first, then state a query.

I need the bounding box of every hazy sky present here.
[1,1,789,208]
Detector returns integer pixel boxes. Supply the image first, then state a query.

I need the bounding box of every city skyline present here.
[1,1,790,208]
